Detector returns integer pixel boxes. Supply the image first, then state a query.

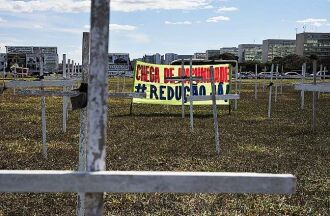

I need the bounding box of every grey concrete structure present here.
[6,46,59,73]
[262,39,296,63]
[238,44,262,63]
[296,32,330,59]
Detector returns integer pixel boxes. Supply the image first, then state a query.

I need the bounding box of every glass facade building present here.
[296,32,330,59]
[262,39,296,63]
[238,44,262,63]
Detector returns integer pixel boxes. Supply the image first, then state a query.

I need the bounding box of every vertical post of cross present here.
[301,63,306,110]
[189,58,193,131]
[210,66,220,155]
[2,62,5,93]
[68,59,71,78]
[40,56,47,158]
[255,64,258,100]
[62,54,67,133]
[13,66,17,95]
[263,66,266,92]
[318,64,322,99]
[71,60,75,78]
[312,60,317,132]
[85,0,110,215]
[234,62,238,110]
[268,64,274,119]
[280,64,283,94]
[77,32,90,216]
[275,64,278,102]
[181,59,185,118]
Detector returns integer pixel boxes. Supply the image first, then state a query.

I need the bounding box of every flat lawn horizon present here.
[0,78,329,215]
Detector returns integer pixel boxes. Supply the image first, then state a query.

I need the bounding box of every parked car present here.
[284,72,302,79]
[240,72,254,79]
[258,72,279,79]
[309,70,330,78]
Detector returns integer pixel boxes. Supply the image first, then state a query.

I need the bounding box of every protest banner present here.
[132,61,232,105]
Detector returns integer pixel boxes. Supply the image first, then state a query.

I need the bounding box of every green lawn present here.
[0,78,329,215]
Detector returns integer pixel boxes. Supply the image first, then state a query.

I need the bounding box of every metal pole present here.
[62,54,67,133]
[77,32,90,216]
[312,60,317,132]
[181,59,185,118]
[268,64,274,119]
[85,0,109,215]
[40,57,47,158]
[255,64,258,100]
[210,66,220,154]
[189,58,194,131]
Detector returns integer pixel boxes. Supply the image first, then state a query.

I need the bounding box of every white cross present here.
[4,72,80,158]
[294,60,330,131]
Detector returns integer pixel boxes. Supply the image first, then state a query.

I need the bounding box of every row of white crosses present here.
[294,60,330,131]
[5,55,81,158]
[165,59,240,154]
[254,63,283,101]
[0,1,296,215]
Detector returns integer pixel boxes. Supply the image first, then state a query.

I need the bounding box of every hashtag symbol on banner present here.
[135,84,147,93]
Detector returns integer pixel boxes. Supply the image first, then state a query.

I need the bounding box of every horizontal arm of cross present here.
[294,83,330,92]
[188,94,240,102]
[0,170,296,194]
[17,89,80,97]
[5,80,78,88]
[109,92,146,99]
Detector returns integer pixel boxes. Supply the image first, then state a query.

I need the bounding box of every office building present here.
[238,44,262,63]
[296,32,330,59]
[206,50,221,60]
[154,53,161,64]
[177,54,193,60]
[193,52,206,59]
[220,47,238,56]
[164,53,178,64]
[142,54,155,64]
[262,39,296,63]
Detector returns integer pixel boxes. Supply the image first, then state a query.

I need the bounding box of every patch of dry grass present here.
[0,78,329,215]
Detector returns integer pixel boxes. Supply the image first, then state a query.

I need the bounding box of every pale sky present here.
[0,0,329,63]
